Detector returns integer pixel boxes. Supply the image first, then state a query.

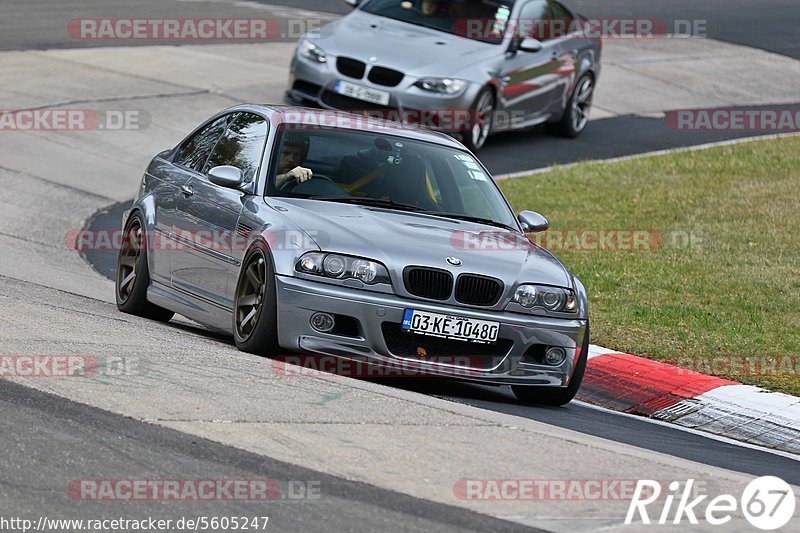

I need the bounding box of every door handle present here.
[180,185,193,197]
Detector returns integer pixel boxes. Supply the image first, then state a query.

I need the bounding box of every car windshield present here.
[360,0,515,44]
[268,126,519,230]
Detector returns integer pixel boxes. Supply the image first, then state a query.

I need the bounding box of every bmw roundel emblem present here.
[446,257,463,267]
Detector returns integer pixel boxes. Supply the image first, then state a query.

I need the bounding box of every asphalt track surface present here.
[0,379,538,533]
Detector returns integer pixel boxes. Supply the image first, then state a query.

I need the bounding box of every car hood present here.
[312,10,498,78]
[271,198,572,288]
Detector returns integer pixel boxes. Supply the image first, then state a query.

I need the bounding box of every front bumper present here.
[286,55,484,133]
[275,275,588,387]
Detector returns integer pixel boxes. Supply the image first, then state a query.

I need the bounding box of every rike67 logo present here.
[626,476,796,529]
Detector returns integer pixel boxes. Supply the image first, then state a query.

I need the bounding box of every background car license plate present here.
[402,309,499,344]
[334,80,391,106]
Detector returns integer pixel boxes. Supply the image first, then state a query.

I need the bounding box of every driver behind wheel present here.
[275,134,313,189]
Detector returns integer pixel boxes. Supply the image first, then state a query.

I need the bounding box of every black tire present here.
[512,324,589,406]
[461,87,495,152]
[115,213,174,322]
[547,73,594,138]
[233,242,280,357]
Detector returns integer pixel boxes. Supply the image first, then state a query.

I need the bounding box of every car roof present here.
[224,104,468,150]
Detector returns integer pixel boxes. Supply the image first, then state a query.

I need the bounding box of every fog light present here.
[310,312,335,332]
[544,347,567,366]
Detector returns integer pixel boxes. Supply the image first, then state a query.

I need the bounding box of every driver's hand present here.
[277,166,313,189]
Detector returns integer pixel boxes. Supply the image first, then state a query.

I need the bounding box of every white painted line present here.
[587,343,618,360]
[494,131,800,181]
[574,399,800,461]
[656,385,800,453]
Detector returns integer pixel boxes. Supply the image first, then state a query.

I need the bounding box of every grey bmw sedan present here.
[116,105,589,405]
[286,0,601,151]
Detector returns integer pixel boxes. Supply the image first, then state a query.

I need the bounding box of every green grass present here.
[499,137,800,395]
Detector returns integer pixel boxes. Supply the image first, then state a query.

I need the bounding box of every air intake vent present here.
[455,274,503,306]
[336,57,366,79]
[403,267,453,300]
[236,223,252,240]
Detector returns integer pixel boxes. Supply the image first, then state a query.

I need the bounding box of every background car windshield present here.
[361,0,515,44]
[270,128,518,229]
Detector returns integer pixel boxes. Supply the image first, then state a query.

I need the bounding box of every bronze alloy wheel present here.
[235,251,268,341]
[116,219,143,304]
[115,213,174,322]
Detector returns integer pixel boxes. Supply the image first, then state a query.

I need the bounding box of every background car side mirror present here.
[518,210,549,233]
[518,37,543,53]
[343,0,362,8]
[208,166,244,190]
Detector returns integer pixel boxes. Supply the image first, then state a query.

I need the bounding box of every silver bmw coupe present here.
[286,0,601,151]
[116,105,589,405]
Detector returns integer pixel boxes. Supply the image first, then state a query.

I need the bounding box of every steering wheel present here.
[289,174,349,196]
[285,173,336,187]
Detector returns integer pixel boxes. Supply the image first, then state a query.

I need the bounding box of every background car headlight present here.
[413,77,467,95]
[298,38,327,63]
[296,252,390,285]
[512,284,578,313]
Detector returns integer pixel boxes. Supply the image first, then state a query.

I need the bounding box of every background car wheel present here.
[461,87,495,152]
[511,324,589,406]
[233,242,280,357]
[548,73,594,138]
[115,213,174,322]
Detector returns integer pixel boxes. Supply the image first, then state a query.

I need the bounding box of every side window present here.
[174,115,229,172]
[518,0,551,41]
[549,1,574,39]
[205,112,269,184]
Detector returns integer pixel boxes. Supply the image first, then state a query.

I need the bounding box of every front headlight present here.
[413,77,468,95]
[298,38,327,63]
[295,252,391,285]
[512,284,577,313]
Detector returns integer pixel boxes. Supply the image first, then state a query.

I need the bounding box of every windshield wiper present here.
[420,211,519,232]
[310,196,426,212]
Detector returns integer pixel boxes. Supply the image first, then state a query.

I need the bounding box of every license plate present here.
[402,309,499,344]
[334,80,391,106]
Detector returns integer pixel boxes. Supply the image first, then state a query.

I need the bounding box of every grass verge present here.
[499,137,800,395]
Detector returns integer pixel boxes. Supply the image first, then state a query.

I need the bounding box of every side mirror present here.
[518,210,549,233]
[518,37,543,53]
[343,0,361,7]
[208,165,244,190]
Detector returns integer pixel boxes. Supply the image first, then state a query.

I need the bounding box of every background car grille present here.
[368,66,404,87]
[403,267,453,300]
[381,322,512,369]
[336,57,366,79]
[455,275,503,306]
